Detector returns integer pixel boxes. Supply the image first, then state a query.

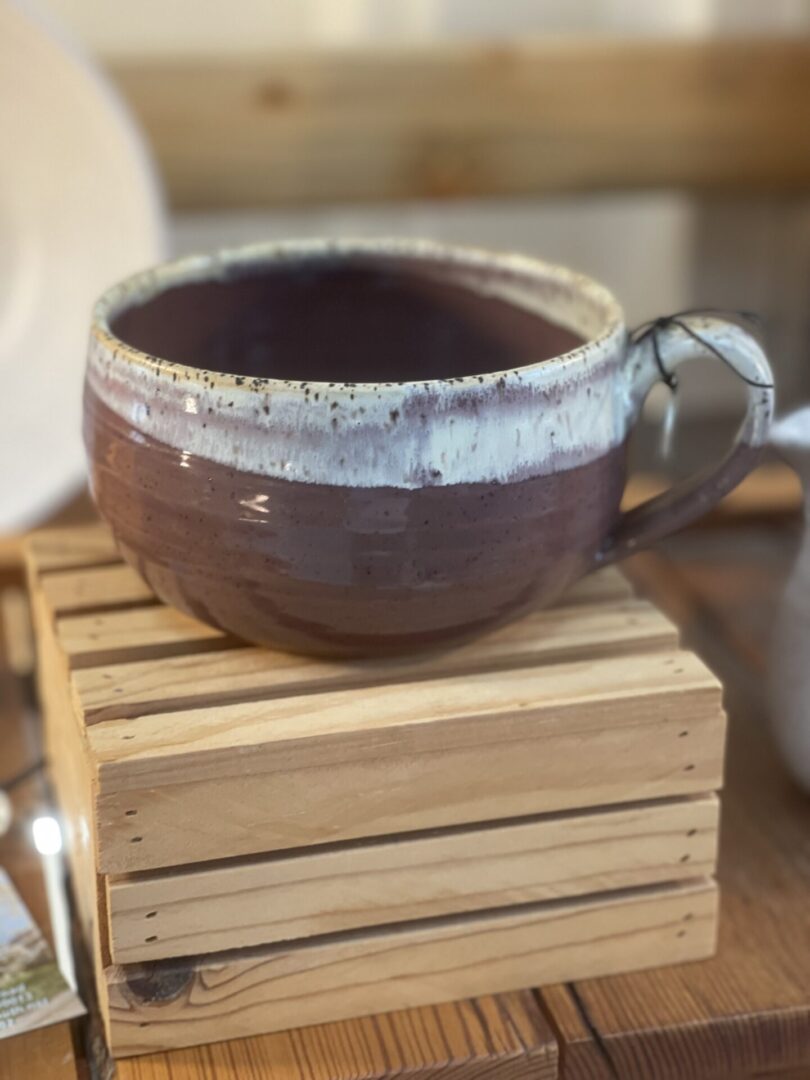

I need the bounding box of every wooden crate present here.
[26,524,726,1058]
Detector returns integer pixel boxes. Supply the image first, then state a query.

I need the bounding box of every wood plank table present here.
[538,525,810,1079]
[1,515,808,1079]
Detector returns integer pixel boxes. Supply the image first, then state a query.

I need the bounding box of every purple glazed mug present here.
[83,239,774,656]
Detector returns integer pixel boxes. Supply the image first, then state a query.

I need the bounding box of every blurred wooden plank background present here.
[108,39,810,210]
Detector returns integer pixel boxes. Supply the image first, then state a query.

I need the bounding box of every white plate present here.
[0,1,165,532]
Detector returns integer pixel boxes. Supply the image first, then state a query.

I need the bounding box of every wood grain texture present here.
[0,583,34,676]
[27,565,118,1058]
[106,796,719,962]
[116,991,559,1080]
[540,544,810,1079]
[88,650,723,873]
[105,880,717,1057]
[57,605,230,669]
[29,578,101,959]
[27,524,120,573]
[537,985,615,1080]
[76,598,673,724]
[41,564,156,617]
[108,40,810,209]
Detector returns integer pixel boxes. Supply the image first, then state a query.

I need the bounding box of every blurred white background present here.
[41,0,810,54]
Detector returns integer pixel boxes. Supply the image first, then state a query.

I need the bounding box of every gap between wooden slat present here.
[57,598,162,619]
[78,601,677,724]
[110,791,718,884]
[39,564,157,616]
[68,629,242,670]
[38,557,123,576]
[105,794,718,962]
[57,569,634,671]
[109,876,715,974]
[88,650,722,788]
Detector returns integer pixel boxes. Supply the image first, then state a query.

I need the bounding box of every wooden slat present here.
[88,648,723,873]
[76,598,674,724]
[107,795,718,963]
[105,879,717,1057]
[108,40,810,210]
[27,524,120,573]
[30,579,101,953]
[0,584,34,676]
[41,564,155,617]
[90,646,721,786]
[57,605,229,669]
[28,562,118,1061]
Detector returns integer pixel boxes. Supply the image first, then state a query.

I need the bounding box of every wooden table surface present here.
[1,511,808,1079]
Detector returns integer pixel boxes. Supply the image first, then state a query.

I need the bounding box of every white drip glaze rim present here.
[91,237,625,393]
[87,238,630,489]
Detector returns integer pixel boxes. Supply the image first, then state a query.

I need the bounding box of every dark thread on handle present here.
[630,309,774,391]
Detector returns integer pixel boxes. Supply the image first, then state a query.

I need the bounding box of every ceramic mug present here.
[84,239,774,656]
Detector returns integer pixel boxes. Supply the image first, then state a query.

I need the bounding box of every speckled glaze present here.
[84,239,775,655]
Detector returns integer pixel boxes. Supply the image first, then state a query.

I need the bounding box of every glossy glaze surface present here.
[85,393,626,654]
[84,239,773,655]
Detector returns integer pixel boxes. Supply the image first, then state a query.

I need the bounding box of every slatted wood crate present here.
[26,524,726,1059]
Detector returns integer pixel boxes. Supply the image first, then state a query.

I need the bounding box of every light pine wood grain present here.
[0,584,34,676]
[89,651,723,873]
[27,524,120,573]
[28,579,101,959]
[116,991,559,1080]
[58,605,230,669]
[41,563,156,616]
[105,880,717,1057]
[108,41,810,209]
[89,647,720,784]
[535,985,614,1080]
[26,565,119,1053]
[76,599,674,724]
[106,796,718,962]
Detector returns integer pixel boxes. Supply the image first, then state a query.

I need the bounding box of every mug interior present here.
[109,249,603,384]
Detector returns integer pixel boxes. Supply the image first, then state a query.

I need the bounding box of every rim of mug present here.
[91,237,626,393]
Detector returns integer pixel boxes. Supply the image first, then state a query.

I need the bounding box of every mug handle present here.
[595,313,775,567]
